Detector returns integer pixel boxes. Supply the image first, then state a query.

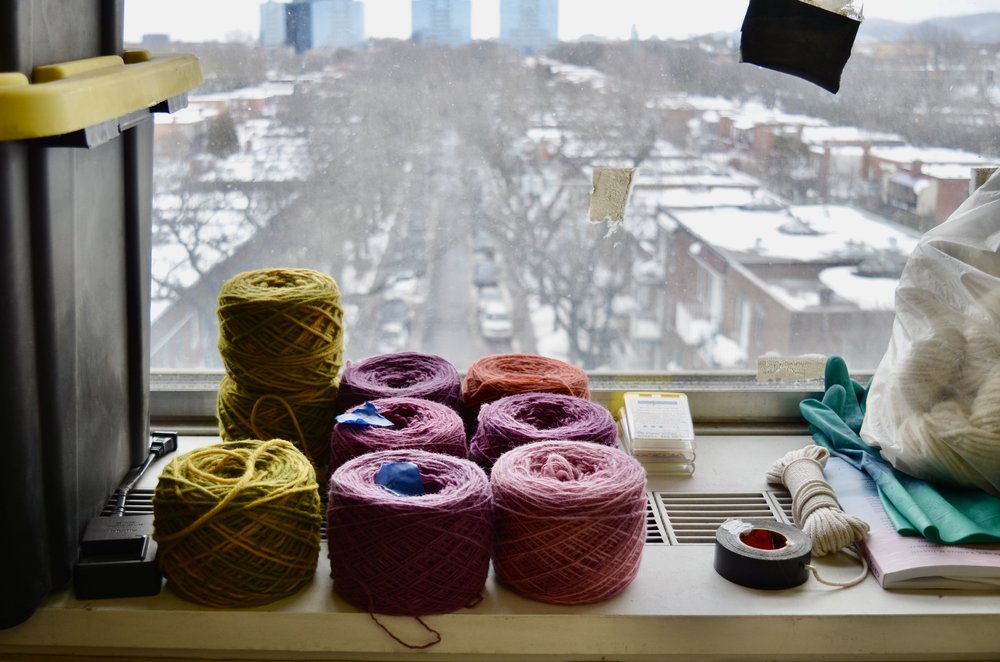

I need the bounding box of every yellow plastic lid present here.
[0,50,202,141]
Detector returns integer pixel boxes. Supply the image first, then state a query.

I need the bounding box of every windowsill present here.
[2,433,998,661]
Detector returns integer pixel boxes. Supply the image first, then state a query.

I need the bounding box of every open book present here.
[825,457,1000,590]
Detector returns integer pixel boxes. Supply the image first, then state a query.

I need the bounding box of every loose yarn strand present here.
[804,546,870,588]
[251,393,313,466]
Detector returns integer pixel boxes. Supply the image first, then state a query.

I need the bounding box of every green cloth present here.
[799,356,1000,544]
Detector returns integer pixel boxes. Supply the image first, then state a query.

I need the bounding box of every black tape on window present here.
[740,0,861,94]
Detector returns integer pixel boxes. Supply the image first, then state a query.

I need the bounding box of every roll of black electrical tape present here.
[714,518,811,590]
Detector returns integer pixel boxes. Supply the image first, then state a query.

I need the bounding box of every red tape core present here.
[739,528,789,551]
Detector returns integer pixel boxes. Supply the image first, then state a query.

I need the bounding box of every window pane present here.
[130,1,999,373]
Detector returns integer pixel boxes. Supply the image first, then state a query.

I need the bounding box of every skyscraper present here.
[259,0,364,52]
[312,0,364,50]
[500,0,558,54]
[411,0,471,47]
[260,1,288,47]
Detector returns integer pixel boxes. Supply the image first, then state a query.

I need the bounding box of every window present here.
[128,0,999,381]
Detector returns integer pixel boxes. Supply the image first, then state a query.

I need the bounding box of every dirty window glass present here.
[128,0,999,373]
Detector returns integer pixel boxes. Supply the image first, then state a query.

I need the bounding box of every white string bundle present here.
[767,445,869,587]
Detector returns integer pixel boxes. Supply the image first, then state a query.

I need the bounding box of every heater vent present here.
[99,489,791,547]
[652,490,793,545]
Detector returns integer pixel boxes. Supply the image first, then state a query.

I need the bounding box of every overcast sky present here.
[124,0,1000,43]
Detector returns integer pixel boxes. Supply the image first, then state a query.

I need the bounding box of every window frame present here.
[150,368,851,433]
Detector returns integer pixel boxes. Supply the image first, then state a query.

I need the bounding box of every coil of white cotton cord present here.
[767,445,869,587]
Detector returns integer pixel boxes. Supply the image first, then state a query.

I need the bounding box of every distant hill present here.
[859,13,1000,43]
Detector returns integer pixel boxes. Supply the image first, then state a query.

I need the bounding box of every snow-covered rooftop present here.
[724,102,829,131]
[820,265,899,311]
[633,186,774,210]
[921,163,982,181]
[799,125,904,146]
[667,204,920,264]
[869,145,989,166]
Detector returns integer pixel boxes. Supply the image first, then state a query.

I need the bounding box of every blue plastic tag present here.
[335,401,394,427]
[375,462,425,497]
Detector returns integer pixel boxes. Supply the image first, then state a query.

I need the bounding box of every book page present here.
[825,457,1000,588]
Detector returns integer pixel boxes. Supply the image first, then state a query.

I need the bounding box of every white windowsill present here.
[2,433,998,661]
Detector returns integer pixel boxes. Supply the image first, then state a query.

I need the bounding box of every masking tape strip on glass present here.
[0,50,202,142]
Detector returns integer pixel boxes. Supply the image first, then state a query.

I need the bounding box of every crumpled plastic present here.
[800,356,1000,544]
[335,401,395,427]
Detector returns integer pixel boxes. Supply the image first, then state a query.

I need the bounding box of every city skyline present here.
[124,0,1000,44]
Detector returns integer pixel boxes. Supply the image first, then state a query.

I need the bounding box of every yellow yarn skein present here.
[216,268,344,479]
[153,439,322,608]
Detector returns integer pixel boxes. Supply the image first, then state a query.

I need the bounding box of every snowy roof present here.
[809,144,865,157]
[632,186,773,210]
[632,172,759,189]
[667,204,920,264]
[799,125,903,146]
[869,145,989,167]
[820,266,899,311]
[724,102,829,131]
[922,163,983,182]
[189,81,295,103]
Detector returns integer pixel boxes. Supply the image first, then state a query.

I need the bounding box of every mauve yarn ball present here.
[330,396,467,471]
[327,449,493,615]
[469,392,618,468]
[337,352,464,417]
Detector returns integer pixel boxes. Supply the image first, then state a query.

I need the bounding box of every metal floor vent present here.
[102,490,785,547]
[644,492,669,545]
[100,489,331,541]
[651,490,793,545]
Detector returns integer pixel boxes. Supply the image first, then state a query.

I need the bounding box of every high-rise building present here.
[500,0,558,54]
[312,0,364,50]
[286,1,313,52]
[260,1,288,47]
[259,0,364,52]
[411,0,471,46]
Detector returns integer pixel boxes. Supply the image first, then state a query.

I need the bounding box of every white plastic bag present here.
[861,168,1000,496]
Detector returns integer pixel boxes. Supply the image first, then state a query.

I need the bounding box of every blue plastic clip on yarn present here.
[335,401,394,427]
[375,462,425,497]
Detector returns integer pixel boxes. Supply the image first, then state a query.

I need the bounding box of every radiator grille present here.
[101,489,792,546]
[652,490,793,545]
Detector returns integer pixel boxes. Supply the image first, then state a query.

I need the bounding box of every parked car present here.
[476,285,506,316]
[473,259,498,288]
[380,297,411,329]
[479,301,513,341]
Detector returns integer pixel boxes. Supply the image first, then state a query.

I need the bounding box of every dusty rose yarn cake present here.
[490,440,646,605]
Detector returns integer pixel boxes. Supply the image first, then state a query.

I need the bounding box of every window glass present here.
[127,0,1000,373]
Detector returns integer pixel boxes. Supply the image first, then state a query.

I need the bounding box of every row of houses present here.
[610,96,993,371]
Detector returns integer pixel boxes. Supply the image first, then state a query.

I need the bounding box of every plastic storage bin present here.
[0,0,200,628]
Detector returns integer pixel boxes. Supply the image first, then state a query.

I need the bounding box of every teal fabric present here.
[800,356,1000,544]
